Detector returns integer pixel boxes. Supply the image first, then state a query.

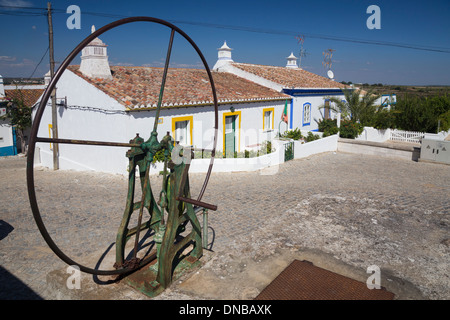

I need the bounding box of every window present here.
[225,116,234,134]
[303,103,311,126]
[172,116,193,146]
[175,120,188,145]
[94,47,104,55]
[262,107,274,131]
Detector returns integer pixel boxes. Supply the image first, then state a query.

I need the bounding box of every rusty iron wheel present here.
[26,16,218,276]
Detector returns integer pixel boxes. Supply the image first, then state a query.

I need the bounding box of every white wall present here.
[293,134,338,159]
[291,95,343,132]
[356,127,391,143]
[34,69,129,173]
[34,69,288,174]
[0,120,14,154]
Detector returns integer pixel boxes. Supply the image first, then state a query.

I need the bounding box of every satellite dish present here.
[327,70,334,79]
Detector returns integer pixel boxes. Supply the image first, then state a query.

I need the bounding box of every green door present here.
[225,115,236,157]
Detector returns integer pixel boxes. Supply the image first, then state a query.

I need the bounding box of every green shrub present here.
[153,148,171,163]
[317,119,339,137]
[281,128,303,140]
[438,110,450,131]
[339,119,364,139]
[305,132,321,142]
[371,107,398,130]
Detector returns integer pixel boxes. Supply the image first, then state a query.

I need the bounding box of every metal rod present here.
[202,209,208,249]
[132,163,151,260]
[36,137,140,148]
[152,28,175,134]
[176,196,217,211]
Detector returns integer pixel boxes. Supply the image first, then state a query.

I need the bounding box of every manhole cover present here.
[255,260,395,300]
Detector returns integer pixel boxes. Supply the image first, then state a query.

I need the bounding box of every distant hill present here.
[341,82,450,99]
[3,77,44,85]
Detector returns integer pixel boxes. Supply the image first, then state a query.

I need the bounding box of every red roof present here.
[4,88,44,108]
[231,63,349,89]
[67,65,291,109]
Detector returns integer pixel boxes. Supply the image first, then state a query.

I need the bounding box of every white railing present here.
[389,129,424,144]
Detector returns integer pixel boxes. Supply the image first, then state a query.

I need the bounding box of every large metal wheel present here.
[26,17,218,276]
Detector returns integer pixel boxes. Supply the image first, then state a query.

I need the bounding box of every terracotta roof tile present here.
[67,65,290,109]
[231,63,349,89]
[4,88,44,108]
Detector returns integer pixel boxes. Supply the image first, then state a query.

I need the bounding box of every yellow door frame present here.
[222,110,241,153]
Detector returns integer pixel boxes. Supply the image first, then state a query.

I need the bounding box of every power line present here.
[28,46,49,79]
[1,5,450,54]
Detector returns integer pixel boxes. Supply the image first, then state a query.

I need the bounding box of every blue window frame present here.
[302,102,311,126]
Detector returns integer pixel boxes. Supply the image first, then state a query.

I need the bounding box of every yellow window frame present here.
[172,115,193,146]
[222,110,241,152]
[262,107,274,131]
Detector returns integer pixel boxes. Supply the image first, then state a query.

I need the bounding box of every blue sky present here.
[1,0,449,85]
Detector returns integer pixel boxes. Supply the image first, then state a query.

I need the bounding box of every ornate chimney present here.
[286,52,299,69]
[213,41,233,70]
[79,25,112,80]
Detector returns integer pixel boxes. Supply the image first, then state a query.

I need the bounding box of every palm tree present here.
[321,88,381,126]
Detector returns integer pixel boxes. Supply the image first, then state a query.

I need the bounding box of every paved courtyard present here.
[0,151,449,300]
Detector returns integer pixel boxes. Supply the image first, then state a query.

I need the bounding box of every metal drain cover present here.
[255,260,395,300]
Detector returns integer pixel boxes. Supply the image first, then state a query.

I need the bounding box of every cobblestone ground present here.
[0,152,449,300]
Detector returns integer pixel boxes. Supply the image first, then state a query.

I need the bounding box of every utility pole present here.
[47,2,59,170]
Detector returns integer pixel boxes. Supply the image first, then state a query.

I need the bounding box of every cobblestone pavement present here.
[0,152,449,300]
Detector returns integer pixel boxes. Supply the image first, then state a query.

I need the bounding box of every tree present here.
[392,93,450,132]
[0,90,32,155]
[320,88,381,126]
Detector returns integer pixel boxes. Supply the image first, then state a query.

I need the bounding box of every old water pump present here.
[26,17,218,297]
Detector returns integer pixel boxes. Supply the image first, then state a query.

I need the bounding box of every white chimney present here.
[0,74,4,98]
[213,41,233,70]
[44,71,51,86]
[79,25,112,80]
[286,52,299,69]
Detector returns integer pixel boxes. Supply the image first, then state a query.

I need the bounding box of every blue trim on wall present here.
[12,127,17,155]
[283,88,344,97]
[289,99,293,129]
[0,145,16,156]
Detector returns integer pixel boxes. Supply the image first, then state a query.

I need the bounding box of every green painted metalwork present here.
[284,141,294,162]
[114,131,206,296]
[26,17,218,295]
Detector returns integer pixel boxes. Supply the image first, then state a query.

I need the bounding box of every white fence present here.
[357,127,449,144]
[389,129,425,144]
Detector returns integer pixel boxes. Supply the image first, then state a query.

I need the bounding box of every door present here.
[225,115,236,157]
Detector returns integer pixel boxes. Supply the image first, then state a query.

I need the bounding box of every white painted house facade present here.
[0,75,16,156]
[213,42,348,133]
[1,75,44,156]
[34,32,291,174]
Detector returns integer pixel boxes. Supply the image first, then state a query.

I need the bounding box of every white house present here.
[0,75,16,156]
[34,30,291,174]
[0,75,44,156]
[213,42,348,133]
